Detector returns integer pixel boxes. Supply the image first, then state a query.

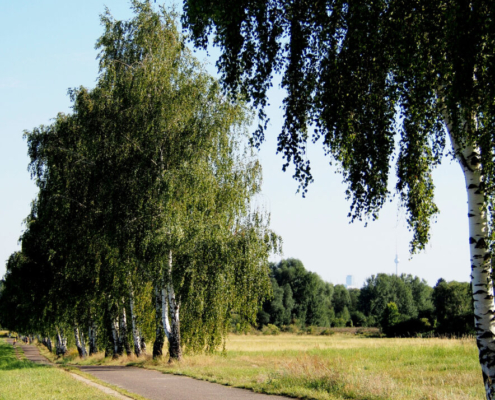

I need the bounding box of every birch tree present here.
[2,1,279,362]
[87,1,279,359]
[183,0,495,396]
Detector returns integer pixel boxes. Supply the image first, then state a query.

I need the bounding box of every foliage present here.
[0,1,279,358]
[256,262,468,337]
[381,302,401,336]
[433,279,474,336]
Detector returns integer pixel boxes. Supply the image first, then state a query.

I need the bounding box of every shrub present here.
[305,326,319,335]
[262,324,280,335]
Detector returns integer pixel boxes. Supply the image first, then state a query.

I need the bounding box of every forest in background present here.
[255,259,473,338]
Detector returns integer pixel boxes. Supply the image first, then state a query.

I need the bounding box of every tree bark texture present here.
[73,326,87,358]
[140,333,147,355]
[111,316,120,357]
[42,336,52,352]
[129,288,142,357]
[153,284,165,358]
[167,250,182,361]
[119,307,131,356]
[88,322,98,356]
[162,287,172,339]
[446,118,495,399]
[56,330,67,356]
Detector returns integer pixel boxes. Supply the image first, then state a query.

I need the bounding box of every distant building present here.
[346,275,354,289]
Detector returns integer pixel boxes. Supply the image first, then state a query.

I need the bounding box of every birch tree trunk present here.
[167,250,182,361]
[73,326,87,358]
[88,322,98,356]
[445,118,495,399]
[119,307,131,356]
[111,316,120,358]
[162,287,172,339]
[56,329,67,356]
[43,336,53,352]
[129,287,142,357]
[140,329,147,355]
[153,283,165,358]
[81,331,87,355]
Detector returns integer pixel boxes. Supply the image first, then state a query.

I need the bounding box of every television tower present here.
[394,254,400,276]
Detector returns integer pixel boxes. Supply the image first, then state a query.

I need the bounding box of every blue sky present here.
[0,0,470,287]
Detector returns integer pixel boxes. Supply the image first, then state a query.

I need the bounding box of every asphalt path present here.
[6,338,51,364]
[5,338,290,400]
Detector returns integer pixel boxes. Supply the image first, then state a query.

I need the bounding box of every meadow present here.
[41,332,484,400]
[0,337,117,400]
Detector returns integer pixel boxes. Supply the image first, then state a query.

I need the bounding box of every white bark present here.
[56,329,67,356]
[162,287,172,339]
[153,283,166,357]
[167,250,182,360]
[119,307,131,356]
[111,317,120,355]
[129,287,142,357]
[444,115,495,398]
[73,326,87,358]
[80,331,87,356]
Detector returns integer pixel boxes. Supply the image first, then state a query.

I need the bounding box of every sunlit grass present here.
[43,333,484,400]
[0,339,117,400]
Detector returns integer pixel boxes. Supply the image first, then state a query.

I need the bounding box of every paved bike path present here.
[6,339,289,400]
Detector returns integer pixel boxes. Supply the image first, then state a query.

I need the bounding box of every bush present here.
[332,318,347,327]
[320,329,335,336]
[282,324,300,334]
[384,317,435,337]
[351,311,367,327]
[262,324,280,335]
[305,326,319,335]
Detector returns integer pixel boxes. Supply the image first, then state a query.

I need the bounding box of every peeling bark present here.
[444,116,495,399]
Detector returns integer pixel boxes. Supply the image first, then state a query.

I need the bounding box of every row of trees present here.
[0,2,279,361]
[258,259,473,337]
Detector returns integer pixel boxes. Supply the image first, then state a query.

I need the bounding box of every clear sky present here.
[0,0,471,288]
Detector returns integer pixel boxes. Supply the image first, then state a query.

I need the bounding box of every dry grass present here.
[43,333,484,400]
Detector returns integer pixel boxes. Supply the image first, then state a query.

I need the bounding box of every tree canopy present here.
[182,1,495,395]
[1,1,280,361]
[183,0,495,249]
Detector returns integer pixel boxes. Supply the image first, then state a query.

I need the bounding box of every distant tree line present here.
[257,259,474,337]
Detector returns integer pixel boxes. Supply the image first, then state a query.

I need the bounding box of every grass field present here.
[40,333,485,400]
[0,338,117,400]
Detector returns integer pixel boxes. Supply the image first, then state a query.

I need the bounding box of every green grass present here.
[43,333,485,400]
[0,339,117,400]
